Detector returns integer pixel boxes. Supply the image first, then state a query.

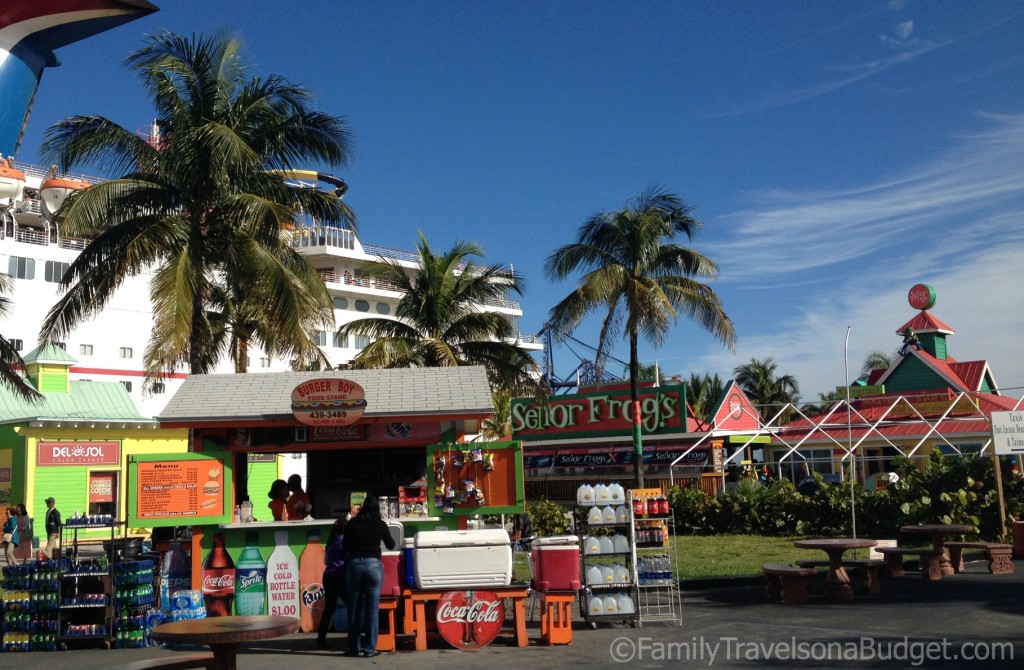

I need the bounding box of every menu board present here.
[136,459,225,519]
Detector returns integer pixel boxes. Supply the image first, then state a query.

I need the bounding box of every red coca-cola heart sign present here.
[435,590,504,650]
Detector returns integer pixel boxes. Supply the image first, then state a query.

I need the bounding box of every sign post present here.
[989,412,1024,539]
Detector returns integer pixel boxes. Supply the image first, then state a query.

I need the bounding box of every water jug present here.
[587,506,604,525]
[617,593,635,614]
[615,505,629,523]
[583,535,601,555]
[601,565,615,583]
[586,564,603,586]
[598,536,613,554]
[608,482,625,503]
[603,593,618,614]
[577,482,595,506]
[588,595,605,616]
[612,533,629,554]
[593,483,610,503]
[613,563,630,583]
[602,506,616,523]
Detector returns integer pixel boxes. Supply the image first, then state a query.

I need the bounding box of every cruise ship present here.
[0,160,542,417]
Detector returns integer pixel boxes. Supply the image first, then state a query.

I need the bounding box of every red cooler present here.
[381,551,402,596]
[531,535,580,592]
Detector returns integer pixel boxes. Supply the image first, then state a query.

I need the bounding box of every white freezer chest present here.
[413,529,512,589]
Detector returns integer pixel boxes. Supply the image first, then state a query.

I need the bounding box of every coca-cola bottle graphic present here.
[202,532,236,617]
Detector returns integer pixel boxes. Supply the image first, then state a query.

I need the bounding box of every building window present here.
[355,335,372,349]
[333,297,348,310]
[80,344,94,356]
[333,332,349,348]
[8,256,34,280]
[355,300,370,312]
[315,330,328,346]
[44,260,70,283]
[375,303,390,315]
[260,357,271,368]
[120,380,133,392]
[119,347,133,359]
[9,338,23,351]
[53,341,65,351]
[152,382,166,394]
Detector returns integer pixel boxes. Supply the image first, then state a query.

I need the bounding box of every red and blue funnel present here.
[0,0,157,157]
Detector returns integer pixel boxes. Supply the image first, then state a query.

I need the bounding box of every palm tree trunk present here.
[629,330,644,489]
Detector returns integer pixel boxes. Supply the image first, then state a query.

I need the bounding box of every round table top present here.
[151,616,299,645]
[794,538,878,550]
[900,524,974,535]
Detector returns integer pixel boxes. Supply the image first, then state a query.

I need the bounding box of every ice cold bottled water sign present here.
[435,590,504,650]
[991,412,1024,455]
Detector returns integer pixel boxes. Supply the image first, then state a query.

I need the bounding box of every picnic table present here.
[793,538,877,601]
[900,524,974,577]
[150,615,299,670]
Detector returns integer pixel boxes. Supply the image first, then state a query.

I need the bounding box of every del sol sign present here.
[512,385,686,441]
[38,440,120,466]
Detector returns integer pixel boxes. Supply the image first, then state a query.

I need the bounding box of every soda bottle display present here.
[160,542,191,615]
[235,532,268,615]
[201,533,235,617]
[298,530,326,633]
[267,531,300,618]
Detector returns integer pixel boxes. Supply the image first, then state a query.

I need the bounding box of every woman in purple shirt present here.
[316,516,348,649]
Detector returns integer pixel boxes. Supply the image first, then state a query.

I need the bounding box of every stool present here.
[377,598,399,652]
[537,591,575,645]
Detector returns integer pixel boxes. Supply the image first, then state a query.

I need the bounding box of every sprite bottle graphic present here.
[235,532,268,615]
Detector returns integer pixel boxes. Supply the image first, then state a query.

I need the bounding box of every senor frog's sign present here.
[291,378,367,427]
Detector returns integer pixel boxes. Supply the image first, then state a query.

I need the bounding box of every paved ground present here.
[6,559,1024,669]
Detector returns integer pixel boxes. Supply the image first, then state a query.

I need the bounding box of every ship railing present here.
[289,225,356,251]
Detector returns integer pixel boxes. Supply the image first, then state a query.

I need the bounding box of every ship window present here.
[375,303,390,315]
[355,335,372,349]
[333,297,348,310]
[8,256,34,280]
[120,381,133,392]
[260,357,271,368]
[9,338,23,351]
[333,332,349,348]
[119,347,133,359]
[44,261,70,283]
[315,330,328,346]
[355,300,370,312]
[152,382,166,394]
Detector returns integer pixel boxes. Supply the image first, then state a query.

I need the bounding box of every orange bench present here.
[401,585,529,650]
[537,591,575,645]
[376,598,399,652]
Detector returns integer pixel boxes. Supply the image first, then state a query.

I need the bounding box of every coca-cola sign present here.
[202,573,235,593]
[38,441,120,466]
[435,590,504,650]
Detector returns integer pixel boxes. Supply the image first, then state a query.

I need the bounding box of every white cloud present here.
[896,20,915,40]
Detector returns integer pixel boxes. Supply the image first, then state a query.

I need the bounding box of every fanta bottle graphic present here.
[235,532,267,615]
[267,531,300,619]
[298,530,326,633]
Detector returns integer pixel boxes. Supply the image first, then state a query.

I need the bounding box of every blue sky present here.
[16,0,1024,401]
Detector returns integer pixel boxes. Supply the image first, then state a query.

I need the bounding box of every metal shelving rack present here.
[629,491,682,626]
[57,519,119,649]
[575,494,639,629]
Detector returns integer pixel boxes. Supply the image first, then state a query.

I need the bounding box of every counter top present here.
[217,519,334,529]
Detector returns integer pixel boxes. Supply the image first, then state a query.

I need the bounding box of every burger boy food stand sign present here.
[291,378,367,426]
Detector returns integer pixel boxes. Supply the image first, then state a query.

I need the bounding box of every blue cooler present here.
[403,538,415,587]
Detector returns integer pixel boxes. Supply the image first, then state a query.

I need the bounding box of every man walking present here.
[44,497,61,558]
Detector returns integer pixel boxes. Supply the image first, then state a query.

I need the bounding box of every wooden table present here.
[150,616,299,670]
[793,538,877,601]
[900,524,974,577]
[401,585,529,650]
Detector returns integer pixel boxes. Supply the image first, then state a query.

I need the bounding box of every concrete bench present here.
[844,559,887,594]
[945,542,1014,574]
[118,652,215,670]
[875,547,942,580]
[761,563,817,604]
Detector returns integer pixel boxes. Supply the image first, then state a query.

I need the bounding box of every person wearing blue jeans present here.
[342,498,395,657]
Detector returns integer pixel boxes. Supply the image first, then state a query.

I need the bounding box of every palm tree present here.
[38,31,353,377]
[801,390,840,416]
[545,185,736,487]
[860,349,896,378]
[685,372,726,423]
[0,274,42,400]
[481,391,513,439]
[338,232,540,396]
[734,357,800,424]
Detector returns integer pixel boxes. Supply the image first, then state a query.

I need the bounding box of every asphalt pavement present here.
[6,558,1024,669]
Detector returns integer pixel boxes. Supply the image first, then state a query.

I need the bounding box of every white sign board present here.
[990,411,1024,455]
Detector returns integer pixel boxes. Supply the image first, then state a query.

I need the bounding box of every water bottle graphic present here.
[160,542,191,615]
[267,531,300,618]
[235,532,268,615]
